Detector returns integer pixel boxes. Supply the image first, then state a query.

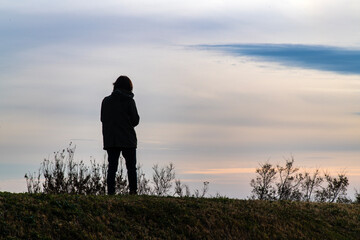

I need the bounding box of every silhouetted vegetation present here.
[355,190,360,204]
[24,143,209,197]
[250,157,353,203]
[25,145,360,204]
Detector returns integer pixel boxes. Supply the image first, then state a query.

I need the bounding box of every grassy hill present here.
[0,192,359,240]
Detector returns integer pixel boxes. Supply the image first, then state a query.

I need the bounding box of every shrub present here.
[315,172,349,203]
[301,169,323,202]
[354,189,360,204]
[25,143,210,197]
[250,162,277,200]
[152,163,175,196]
[25,143,119,195]
[276,157,304,201]
[250,158,350,203]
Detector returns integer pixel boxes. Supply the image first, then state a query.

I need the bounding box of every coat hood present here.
[112,89,134,99]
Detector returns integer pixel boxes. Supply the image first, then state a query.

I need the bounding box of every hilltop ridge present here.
[0,192,359,239]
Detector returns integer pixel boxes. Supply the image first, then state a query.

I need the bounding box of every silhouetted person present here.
[101,75,140,195]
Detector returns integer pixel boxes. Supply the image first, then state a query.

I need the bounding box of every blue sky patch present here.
[199,44,360,75]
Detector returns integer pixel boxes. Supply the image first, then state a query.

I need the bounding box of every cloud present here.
[199,44,360,75]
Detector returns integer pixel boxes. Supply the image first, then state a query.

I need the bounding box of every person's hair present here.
[113,75,133,91]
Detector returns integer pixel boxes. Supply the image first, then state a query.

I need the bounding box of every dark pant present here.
[106,148,137,195]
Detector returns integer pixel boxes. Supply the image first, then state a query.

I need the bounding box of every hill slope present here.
[0,192,359,239]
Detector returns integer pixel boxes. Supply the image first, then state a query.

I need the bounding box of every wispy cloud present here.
[199,44,360,75]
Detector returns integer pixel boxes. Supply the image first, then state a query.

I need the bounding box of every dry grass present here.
[1,192,359,240]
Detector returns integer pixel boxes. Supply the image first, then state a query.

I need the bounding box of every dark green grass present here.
[0,192,359,240]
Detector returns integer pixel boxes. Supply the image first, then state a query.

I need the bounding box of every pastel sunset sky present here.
[0,0,359,198]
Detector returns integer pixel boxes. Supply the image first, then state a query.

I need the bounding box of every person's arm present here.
[129,99,140,127]
[100,99,105,122]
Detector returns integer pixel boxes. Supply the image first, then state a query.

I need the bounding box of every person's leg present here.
[106,148,121,195]
[122,148,137,194]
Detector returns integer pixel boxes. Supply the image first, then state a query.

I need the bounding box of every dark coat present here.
[101,89,140,149]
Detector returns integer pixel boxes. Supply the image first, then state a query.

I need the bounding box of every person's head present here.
[113,75,133,92]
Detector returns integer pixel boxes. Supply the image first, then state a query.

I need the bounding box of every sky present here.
[0,0,359,198]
